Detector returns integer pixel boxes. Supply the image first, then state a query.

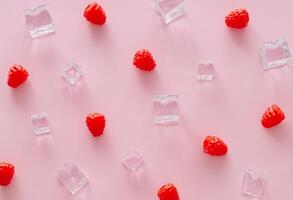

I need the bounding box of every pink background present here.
[1,0,293,200]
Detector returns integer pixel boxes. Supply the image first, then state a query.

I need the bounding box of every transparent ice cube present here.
[154,0,184,24]
[153,95,179,124]
[198,60,215,81]
[31,112,50,135]
[24,4,55,38]
[57,161,88,195]
[122,150,144,173]
[259,37,291,70]
[61,61,83,85]
[242,169,265,198]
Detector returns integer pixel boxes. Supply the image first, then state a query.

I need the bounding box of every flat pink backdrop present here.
[1,0,293,200]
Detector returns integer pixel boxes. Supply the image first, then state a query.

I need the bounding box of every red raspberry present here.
[225,8,249,28]
[0,162,15,186]
[261,104,285,128]
[133,49,156,71]
[157,183,180,200]
[203,136,228,156]
[83,2,106,25]
[86,113,106,137]
[7,64,29,88]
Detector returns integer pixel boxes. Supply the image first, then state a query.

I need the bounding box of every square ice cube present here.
[31,112,50,135]
[154,0,184,24]
[57,161,88,195]
[198,60,215,81]
[61,61,83,85]
[153,95,179,124]
[123,150,144,173]
[242,169,265,198]
[24,4,55,38]
[259,37,291,70]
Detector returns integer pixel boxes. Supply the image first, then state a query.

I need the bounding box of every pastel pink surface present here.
[0,0,293,200]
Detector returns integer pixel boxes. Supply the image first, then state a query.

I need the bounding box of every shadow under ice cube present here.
[57,161,88,195]
[24,4,55,38]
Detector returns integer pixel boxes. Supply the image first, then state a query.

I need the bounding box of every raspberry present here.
[133,49,156,71]
[86,113,106,137]
[7,64,29,88]
[0,162,15,186]
[157,183,180,200]
[261,104,285,128]
[225,8,249,28]
[203,136,228,156]
[83,2,106,25]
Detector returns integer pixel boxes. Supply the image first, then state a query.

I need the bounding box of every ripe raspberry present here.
[7,64,29,88]
[225,8,249,28]
[157,183,180,200]
[86,113,106,137]
[133,49,156,71]
[203,136,228,156]
[83,2,106,25]
[0,162,15,186]
[261,104,285,128]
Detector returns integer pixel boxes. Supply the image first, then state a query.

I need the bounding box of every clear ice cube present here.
[154,0,184,24]
[57,161,88,194]
[61,61,83,85]
[259,37,291,70]
[198,60,215,81]
[123,150,144,173]
[153,95,179,125]
[242,169,265,198]
[31,112,50,135]
[24,4,55,38]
